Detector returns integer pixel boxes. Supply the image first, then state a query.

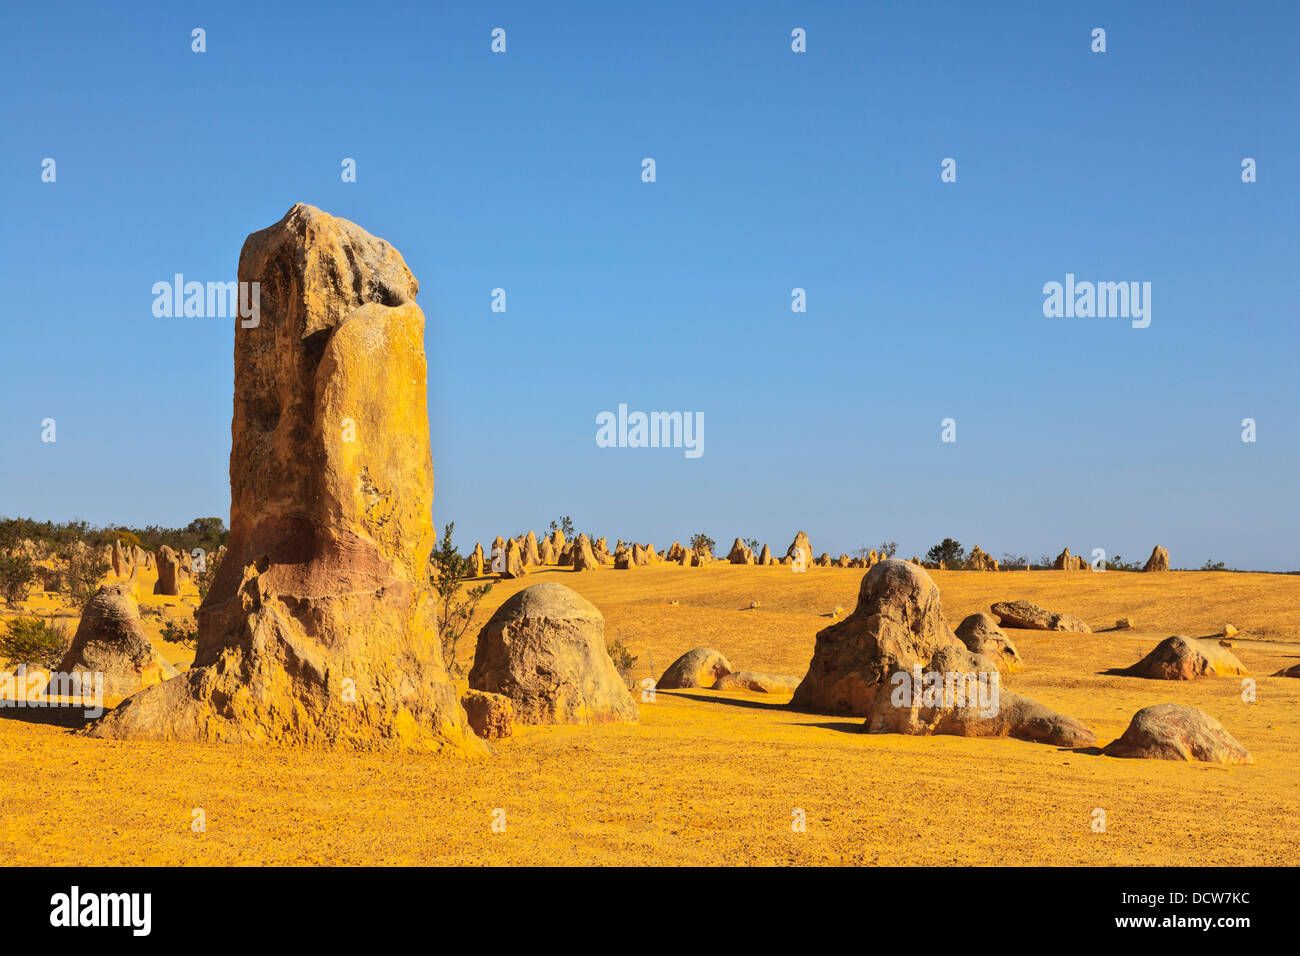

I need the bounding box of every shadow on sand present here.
[659,690,790,712]
[0,702,98,731]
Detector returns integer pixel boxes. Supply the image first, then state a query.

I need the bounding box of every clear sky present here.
[3,1,1297,570]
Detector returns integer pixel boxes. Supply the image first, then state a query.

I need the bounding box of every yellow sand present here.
[1,564,1297,865]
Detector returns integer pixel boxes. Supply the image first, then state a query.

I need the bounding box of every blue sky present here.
[2,1,1297,569]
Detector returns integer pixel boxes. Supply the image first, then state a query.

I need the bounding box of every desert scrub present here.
[159,617,197,649]
[0,616,68,670]
[606,636,638,689]
[0,554,36,606]
[429,522,493,677]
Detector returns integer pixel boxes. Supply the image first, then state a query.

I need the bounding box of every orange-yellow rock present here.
[87,203,481,752]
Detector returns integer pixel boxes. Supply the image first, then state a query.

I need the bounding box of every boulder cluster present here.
[655,646,802,695]
[789,560,1095,746]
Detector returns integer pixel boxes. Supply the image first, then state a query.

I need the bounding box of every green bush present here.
[64,549,109,605]
[0,617,67,670]
[606,636,638,689]
[196,548,223,600]
[925,538,965,567]
[109,529,142,549]
[428,523,494,678]
[689,533,716,558]
[0,554,36,605]
[159,617,197,649]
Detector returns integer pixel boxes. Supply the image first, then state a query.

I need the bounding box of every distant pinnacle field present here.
[2,562,1296,866]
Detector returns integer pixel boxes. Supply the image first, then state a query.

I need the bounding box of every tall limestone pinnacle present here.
[88,203,483,751]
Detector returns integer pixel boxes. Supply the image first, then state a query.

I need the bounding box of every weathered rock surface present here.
[502,537,525,578]
[954,611,1023,673]
[153,545,181,596]
[468,582,638,724]
[714,670,800,693]
[791,560,1093,746]
[111,540,131,578]
[1143,545,1170,572]
[521,531,541,567]
[87,204,480,751]
[461,689,513,740]
[571,534,599,571]
[785,532,812,568]
[1102,703,1252,763]
[990,600,1090,633]
[58,584,177,696]
[1122,634,1249,680]
[614,545,634,569]
[727,538,754,565]
[656,647,732,689]
[967,546,997,571]
[917,690,1096,746]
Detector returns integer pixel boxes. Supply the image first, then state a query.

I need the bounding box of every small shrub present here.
[1105,555,1141,571]
[0,617,68,670]
[0,554,36,605]
[196,548,223,600]
[160,617,197,648]
[689,533,716,559]
[63,549,109,605]
[925,538,965,567]
[429,523,494,678]
[606,636,638,689]
[109,529,142,549]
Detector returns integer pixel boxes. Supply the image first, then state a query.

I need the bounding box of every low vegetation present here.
[429,523,494,678]
[0,616,67,670]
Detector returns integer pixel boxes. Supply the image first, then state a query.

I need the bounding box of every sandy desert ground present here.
[1,563,1297,866]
